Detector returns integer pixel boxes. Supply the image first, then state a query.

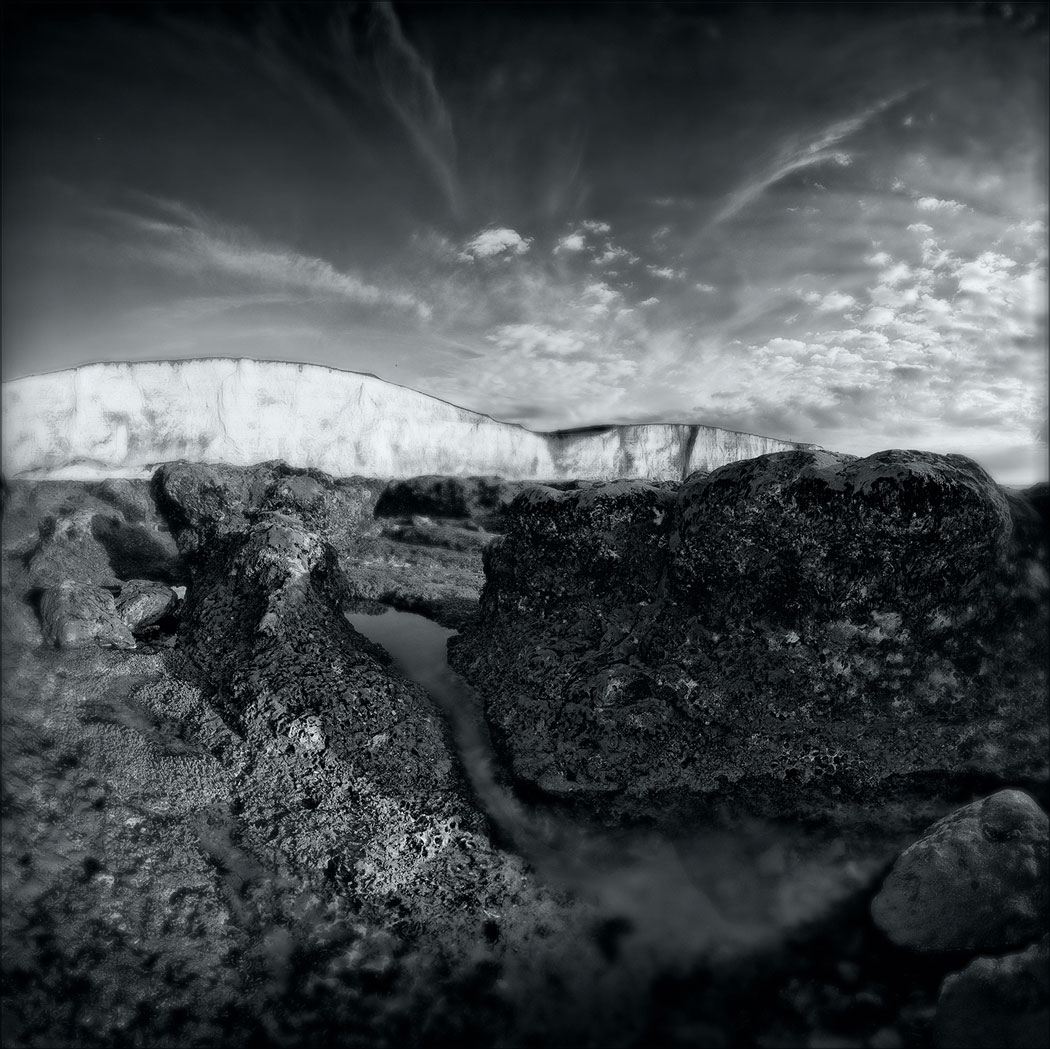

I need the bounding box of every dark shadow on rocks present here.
[90,513,182,582]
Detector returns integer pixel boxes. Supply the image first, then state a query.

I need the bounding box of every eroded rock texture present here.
[158,472,524,915]
[40,580,136,650]
[151,459,381,558]
[450,450,1048,816]
[178,512,452,792]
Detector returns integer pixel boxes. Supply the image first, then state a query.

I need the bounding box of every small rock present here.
[871,790,1049,952]
[934,937,1049,1048]
[115,579,177,632]
[40,581,136,650]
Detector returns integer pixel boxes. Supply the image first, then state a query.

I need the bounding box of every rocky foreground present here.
[1,454,1047,1048]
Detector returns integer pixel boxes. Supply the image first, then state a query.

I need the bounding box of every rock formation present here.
[871,789,1049,953]
[450,449,1049,816]
[2,359,812,481]
[3,454,1047,1049]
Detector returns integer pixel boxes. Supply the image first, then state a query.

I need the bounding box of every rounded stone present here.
[871,790,1049,953]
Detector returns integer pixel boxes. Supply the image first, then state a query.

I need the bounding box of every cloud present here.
[907,222,934,234]
[462,227,532,260]
[803,290,856,312]
[554,232,586,253]
[595,244,638,267]
[666,230,1047,472]
[647,265,683,280]
[706,88,916,229]
[109,198,431,319]
[371,2,460,218]
[450,321,637,424]
[915,196,968,213]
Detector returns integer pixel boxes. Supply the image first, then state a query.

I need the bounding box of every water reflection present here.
[345,606,888,959]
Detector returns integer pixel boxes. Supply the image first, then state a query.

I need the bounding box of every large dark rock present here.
[40,580,136,649]
[450,450,1048,815]
[667,449,1012,628]
[178,511,454,797]
[871,790,1049,953]
[483,481,677,616]
[151,460,380,557]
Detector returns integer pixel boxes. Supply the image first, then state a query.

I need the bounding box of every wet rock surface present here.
[871,789,1049,953]
[451,450,1048,817]
[3,460,1047,1048]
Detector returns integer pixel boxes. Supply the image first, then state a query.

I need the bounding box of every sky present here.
[2,1,1047,483]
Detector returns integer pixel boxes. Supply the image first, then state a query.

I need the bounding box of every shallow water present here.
[346,607,546,857]
[346,606,462,710]
[342,607,859,955]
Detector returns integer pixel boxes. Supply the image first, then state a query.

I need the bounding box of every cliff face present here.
[2,359,812,480]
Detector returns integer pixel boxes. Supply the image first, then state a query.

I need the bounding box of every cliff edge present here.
[2,358,813,481]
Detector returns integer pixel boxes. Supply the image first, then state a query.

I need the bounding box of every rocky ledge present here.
[450,449,1048,817]
[3,453,1047,1048]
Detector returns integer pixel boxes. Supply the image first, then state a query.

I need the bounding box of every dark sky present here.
[2,1,1047,481]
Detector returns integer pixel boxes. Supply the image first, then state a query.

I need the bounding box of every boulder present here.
[871,790,1049,953]
[115,579,178,632]
[24,504,180,590]
[151,460,380,556]
[667,448,1011,629]
[40,580,136,650]
[933,937,1049,1048]
[451,451,1048,814]
[178,511,454,796]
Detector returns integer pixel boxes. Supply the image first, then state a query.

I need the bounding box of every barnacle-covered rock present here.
[451,451,1047,817]
[151,460,380,558]
[179,512,452,797]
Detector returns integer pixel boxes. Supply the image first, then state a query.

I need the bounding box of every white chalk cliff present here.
[2,359,814,481]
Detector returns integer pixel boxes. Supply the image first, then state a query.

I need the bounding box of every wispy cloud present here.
[705,89,917,229]
[371,2,461,219]
[109,197,431,319]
